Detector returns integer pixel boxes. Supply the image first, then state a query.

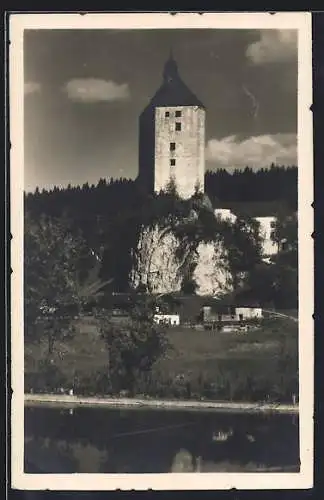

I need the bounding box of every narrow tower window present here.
[175,122,181,131]
[170,142,176,151]
[175,110,182,117]
[170,159,176,166]
[165,111,170,117]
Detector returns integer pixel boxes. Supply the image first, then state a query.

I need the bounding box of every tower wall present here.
[154,106,205,199]
[138,108,155,193]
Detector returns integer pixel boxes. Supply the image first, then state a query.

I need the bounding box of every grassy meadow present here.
[25,312,299,403]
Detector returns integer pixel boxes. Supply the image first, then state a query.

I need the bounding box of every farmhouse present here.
[153,313,180,326]
[201,300,263,324]
[153,294,263,327]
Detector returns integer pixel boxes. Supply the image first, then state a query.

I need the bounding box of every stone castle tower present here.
[138,53,206,199]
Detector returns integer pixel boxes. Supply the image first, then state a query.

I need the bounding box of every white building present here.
[235,307,263,320]
[214,208,237,224]
[153,313,180,326]
[202,304,263,323]
[214,208,278,259]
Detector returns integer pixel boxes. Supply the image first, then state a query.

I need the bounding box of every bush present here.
[72,370,106,396]
[25,360,68,393]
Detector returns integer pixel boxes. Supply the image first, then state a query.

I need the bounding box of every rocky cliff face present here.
[130,223,183,294]
[130,220,233,297]
[193,241,233,296]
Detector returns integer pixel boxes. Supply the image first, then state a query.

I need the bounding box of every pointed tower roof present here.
[146,53,205,109]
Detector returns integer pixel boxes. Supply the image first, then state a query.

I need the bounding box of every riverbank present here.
[24,393,299,414]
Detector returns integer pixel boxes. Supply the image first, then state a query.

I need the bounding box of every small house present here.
[235,306,263,321]
[110,308,130,324]
[153,313,180,326]
[202,304,236,323]
[201,299,263,325]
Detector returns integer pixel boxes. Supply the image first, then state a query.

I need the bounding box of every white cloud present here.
[206,133,297,169]
[63,78,130,103]
[246,30,297,65]
[24,82,41,95]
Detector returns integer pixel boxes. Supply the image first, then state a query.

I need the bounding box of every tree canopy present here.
[24,211,105,352]
[95,296,169,395]
[24,166,297,299]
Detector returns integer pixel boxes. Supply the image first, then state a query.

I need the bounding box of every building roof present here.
[203,302,261,312]
[216,201,291,218]
[201,289,262,309]
[145,54,205,110]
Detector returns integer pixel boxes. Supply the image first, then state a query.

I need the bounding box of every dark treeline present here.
[205,165,297,208]
[25,165,297,218]
[25,177,137,221]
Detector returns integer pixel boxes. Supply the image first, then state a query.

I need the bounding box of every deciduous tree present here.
[96,297,169,395]
[24,211,105,354]
[223,214,264,291]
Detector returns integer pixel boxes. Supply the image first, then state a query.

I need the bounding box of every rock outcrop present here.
[130,220,233,297]
[193,241,233,296]
[130,223,183,294]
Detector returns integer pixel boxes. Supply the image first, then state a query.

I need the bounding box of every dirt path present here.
[263,309,299,323]
[24,393,299,414]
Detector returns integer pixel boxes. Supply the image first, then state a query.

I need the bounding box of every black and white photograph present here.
[10,12,313,490]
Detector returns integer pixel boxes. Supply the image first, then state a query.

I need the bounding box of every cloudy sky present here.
[24,28,298,192]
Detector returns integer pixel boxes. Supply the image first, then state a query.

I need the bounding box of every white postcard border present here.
[10,11,314,490]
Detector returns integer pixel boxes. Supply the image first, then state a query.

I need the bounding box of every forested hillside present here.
[25,165,297,217]
[24,165,298,303]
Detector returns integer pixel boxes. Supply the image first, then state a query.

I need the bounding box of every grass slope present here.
[25,314,298,403]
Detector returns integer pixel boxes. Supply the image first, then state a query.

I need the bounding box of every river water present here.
[24,406,299,473]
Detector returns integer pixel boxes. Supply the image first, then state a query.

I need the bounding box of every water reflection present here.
[24,407,300,473]
[171,449,195,472]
